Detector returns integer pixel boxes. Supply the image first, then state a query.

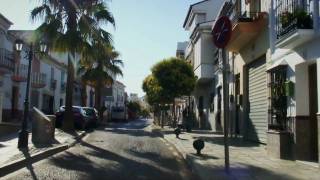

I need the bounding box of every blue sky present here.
[0,0,199,97]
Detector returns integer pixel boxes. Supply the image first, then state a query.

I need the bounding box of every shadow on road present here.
[103,128,162,138]
[22,149,38,180]
[193,136,260,147]
[50,140,184,180]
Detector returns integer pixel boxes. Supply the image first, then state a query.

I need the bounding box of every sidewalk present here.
[152,125,320,180]
[0,129,86,177]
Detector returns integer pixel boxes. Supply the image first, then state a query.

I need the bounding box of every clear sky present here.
[0,0,199,97]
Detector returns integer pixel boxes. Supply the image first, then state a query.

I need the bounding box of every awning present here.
[266,59,288,72]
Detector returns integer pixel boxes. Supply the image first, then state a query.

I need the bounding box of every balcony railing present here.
[31,72,46,88]
[275,0,313,40]
[11,64,28,82]
[230,11,262,27]
[0,48,14,73]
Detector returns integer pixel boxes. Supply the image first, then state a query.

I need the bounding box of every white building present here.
[183,0,225,130]
[211,0,320,163]
[0,14,97,125]
[104,80,126,110]
[129,93,139,102]
[268,0,320,163]
[176,41,188,59]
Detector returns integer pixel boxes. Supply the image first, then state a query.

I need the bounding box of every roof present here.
[8,30,37,44]
[183,0,210,28]
[0,13,13,25]
[177,41,188,51]
[115,80,126,88]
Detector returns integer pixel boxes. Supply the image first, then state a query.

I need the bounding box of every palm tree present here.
[31,0,115,131]
[79,44,123,122]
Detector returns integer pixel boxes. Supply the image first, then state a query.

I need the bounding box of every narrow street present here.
[2,119,198,180]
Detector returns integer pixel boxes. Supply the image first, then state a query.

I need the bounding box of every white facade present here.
[0,14,97,124]
[104,81,126,110]
[267,0,320,162]
[183,0,225,129]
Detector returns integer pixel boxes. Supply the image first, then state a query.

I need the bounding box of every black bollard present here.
[193,139,205,155]
[174,128,181,138]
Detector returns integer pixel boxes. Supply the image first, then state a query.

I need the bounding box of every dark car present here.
[55,106,98,129]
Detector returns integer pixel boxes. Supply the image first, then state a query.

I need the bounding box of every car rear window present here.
[83,108,95,116]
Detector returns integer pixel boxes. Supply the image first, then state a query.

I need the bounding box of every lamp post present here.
[15,39,47,149]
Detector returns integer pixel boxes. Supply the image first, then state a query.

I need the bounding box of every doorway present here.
[216,86,222,131]
[11,86,18,118]
[308,64,318,162]
[198,96,204,128]
[235,74,241,135]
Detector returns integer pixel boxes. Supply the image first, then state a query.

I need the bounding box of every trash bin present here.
[32,107,55,144]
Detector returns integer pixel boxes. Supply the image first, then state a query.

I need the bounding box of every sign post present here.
[212,16,232,173]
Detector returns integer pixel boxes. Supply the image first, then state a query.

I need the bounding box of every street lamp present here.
[15,39,47,149]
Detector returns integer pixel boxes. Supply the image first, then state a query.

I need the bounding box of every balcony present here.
[226,11,268,52]
[194,63,214,83]
[11,64,28,82]
[275,0,315,48]
[0,48,14,74]
[31,72,46,88]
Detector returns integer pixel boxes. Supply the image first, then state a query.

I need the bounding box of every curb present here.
[151,125,202,180]
[0,131,87,177]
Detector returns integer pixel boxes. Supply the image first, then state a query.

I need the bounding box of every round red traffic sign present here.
[212,16,232,48]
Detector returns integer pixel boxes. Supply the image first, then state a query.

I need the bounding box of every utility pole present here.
[221,48,230,173]
[212,16,232,173]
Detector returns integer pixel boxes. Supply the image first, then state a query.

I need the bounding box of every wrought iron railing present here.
[12,64,28,82]
[275,0,313,40]
[230,11,263,27]
[0,48,14,71]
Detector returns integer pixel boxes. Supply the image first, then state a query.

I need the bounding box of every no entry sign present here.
[212,16,232,48]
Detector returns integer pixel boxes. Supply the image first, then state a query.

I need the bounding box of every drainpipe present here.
[313,0,319,33]
[269,0,275,54]
[317,60,320,114]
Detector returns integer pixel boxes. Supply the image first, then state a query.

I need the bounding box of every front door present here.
[309,64,318,162]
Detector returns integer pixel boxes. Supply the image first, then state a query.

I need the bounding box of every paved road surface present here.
[2,119,197,180]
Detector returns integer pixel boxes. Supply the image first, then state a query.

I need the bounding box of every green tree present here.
[79,44,123,122]
[151,57,196,126]
[31,0,115,131]
[127,101,141,119]
[142,75,166,105]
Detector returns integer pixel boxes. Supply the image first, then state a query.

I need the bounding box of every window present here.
[268,65,288,131]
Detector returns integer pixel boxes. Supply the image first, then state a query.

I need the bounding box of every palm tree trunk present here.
[63,53,74,131]
[173,100,176,128]
[94,83,103,122]
[95,61,104,123]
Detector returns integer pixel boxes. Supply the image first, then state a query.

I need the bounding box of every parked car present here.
[111,107,127,122]
[55,106,98,129]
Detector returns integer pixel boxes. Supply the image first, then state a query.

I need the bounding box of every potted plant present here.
[280,9,313,29]
[280,11,294,28]
[295,8,313,29]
